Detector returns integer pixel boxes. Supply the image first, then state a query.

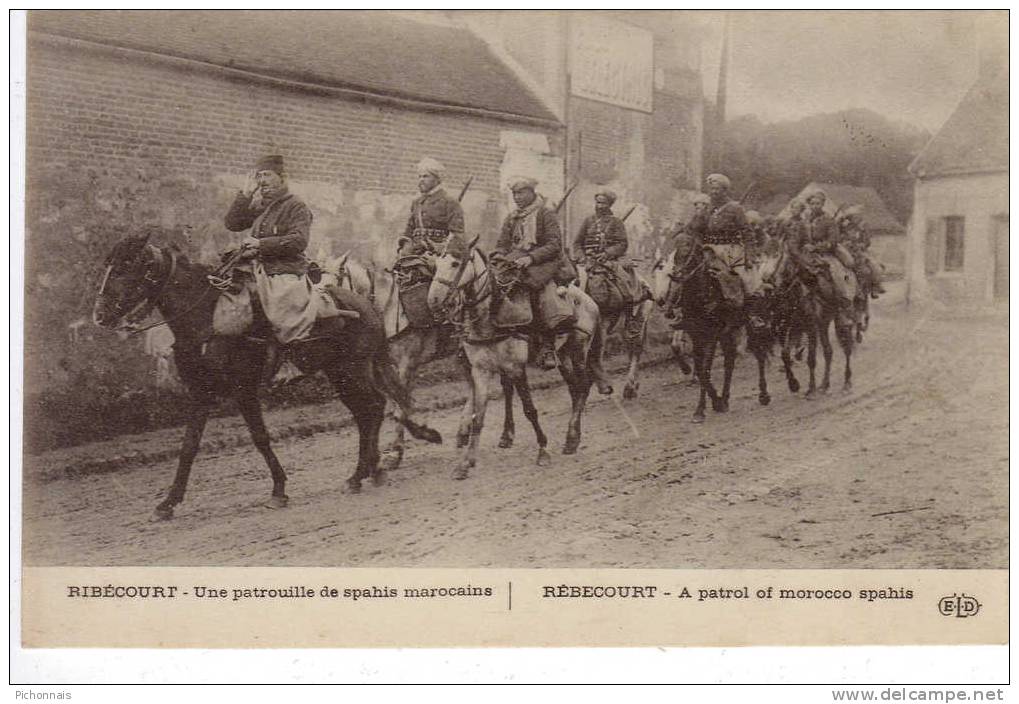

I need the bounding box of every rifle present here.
[739,181,757,204]
[554,181,578,215]
[620,205,637,222]
[458,175,474,203]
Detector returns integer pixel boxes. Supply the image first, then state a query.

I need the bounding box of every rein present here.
[119,245,214,336]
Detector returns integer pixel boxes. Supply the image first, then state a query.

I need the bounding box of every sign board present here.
[569,15,654,113]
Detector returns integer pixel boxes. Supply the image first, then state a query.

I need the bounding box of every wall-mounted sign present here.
[569,15,654,113]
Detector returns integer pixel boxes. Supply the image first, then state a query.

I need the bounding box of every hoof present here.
[686,378,699,387]
[451,465,470,481]
[562,439,579,455]
[536,448,551,467]
[759,393,771,406]
[804,390,817,400]
[497,435,514,449]
[692,413,705,424]
[712,400,729,413]
[677,359,692,375]
[788,378,801,393]
[344,478,362,494]
[379,453,402,472]
[372,470,388,487]
[152,505,174,521]
[266,494,289,509]
[455,433,470,449]
[856,331,863,344]
[623,384,638,400]
[820,385,830,395]
[597,383,614,396]
[842,382,853,394]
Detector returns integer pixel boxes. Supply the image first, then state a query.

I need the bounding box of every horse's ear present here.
[337,250,350,269]
[466,233,481,252]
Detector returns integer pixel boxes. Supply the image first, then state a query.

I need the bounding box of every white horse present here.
[427,234,606,480]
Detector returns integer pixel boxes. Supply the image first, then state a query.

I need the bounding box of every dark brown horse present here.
[92,232,441,519]
[656,246,745,422]
[764,242,855,397]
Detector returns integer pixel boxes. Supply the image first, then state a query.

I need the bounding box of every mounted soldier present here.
[788,188,858,324]
[397,157,465,258]
[493,177,576,370]
[838,207,886,299]
[391,157,465,354]
[215,154,361,379]
[687,173,759,309]
[573,190,651,338]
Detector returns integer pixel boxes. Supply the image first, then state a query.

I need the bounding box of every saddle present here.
[392,254,436,328]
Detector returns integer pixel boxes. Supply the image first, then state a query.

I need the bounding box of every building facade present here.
[906,57,1008,304]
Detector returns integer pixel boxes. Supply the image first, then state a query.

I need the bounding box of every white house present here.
[906,58,1008,304]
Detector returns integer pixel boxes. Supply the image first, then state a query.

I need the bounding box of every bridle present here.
[99,244,212,336]
[433,246,492,316]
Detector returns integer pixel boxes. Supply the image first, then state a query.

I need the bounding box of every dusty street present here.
[22,295,1008,569]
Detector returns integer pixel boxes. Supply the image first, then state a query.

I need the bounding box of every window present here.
[944,216,965,271]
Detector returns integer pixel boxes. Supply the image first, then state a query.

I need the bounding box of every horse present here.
[427,234,606,479]
[654,242,768,422]
[577,259,654,400]
[328,251,550,464]
[651,254,695,379]
[764,241,855,397]
[92,232,441,518]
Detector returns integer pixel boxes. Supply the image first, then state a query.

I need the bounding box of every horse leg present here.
[512,368,550,466]
[716,333,736,412]
[819,319,834,394]
[691,335,708,423]
[328,368,385,493]
[154,396,211,519]
[622,319,644,400]
[589,318,614,395]
[454,346,473,448]
[498,373,516,449]
[380,345,415,470]
[753,334,771,405]
[563,336,593,455]
[804,325,819,399]
[702,337,724,413]
[781,334,800,393]
[235,391,288,508]
[838,320,854,392]
[454,362,493,480]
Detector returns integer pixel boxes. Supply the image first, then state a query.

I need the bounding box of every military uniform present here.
[690,198,760,301]
[573,212,642,304]
[399,187,465,257]
[225,191,312,276]
[841,219,884,296]
[790,210,857,306]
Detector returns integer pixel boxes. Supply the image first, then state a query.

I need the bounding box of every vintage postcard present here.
[14,9,1008,657]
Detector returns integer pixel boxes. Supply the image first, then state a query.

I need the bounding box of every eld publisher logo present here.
[938,593,981,618]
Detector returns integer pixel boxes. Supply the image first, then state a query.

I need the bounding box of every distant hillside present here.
[705,108,930,222]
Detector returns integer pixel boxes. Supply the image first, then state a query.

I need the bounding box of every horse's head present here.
[427,232,480,322]
[92,230,165,331]
[650,252,673,307]
[761,241,796,293]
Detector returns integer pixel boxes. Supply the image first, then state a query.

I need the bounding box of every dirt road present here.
[22,296,1008,568]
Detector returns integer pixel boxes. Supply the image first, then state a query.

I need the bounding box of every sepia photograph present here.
[16,7,1007,593]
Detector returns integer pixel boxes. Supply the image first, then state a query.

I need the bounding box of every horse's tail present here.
[369,350,442,445]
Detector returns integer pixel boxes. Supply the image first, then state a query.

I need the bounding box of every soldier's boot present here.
[534,333,559,371]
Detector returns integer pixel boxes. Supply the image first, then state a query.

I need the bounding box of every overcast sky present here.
[698,10,1004,131]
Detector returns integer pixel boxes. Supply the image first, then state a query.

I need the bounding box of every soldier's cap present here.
[255,155,285,175]
[706,173,731,189]
[416,157,445,180]
[804,188,828,203]
[595,189,617,205]
[788,197,805,209]
[509,177,538,192]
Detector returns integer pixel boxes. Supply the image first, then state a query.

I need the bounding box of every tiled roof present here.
[28,10,559,124]
[909,65,1007,177]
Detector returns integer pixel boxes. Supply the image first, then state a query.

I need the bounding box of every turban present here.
[788,198,804,209]
[706,173,731,189]
[509,177,538,191]
[595,189,617,205]
[804,188,828,203]
[746,210,763,225]
[416,157,445,180]
[692,193,710,205]
[254,155,285,175]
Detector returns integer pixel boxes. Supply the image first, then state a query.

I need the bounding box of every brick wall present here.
[27,34,557,262]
